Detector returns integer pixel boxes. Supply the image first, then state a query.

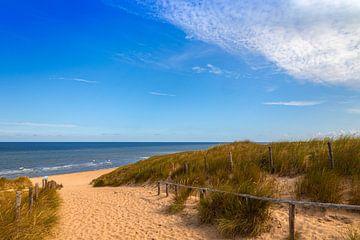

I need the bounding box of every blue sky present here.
[1,0,360,142]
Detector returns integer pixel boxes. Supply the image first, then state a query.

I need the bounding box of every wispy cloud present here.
[109,0,360,87]
[192,64,241,79]
[0,121,77,128]
[149,91,176,97]
[265,86,278,93]
[72,78,98,84]
[263,101,323,106]
[50,77,98,84]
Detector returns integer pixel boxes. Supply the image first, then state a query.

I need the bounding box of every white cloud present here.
[0,121,77,128]
[149,91,176,97]
[263,101,323,106]
[110,0,360,87]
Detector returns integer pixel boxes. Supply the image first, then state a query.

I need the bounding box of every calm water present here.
[0,142,219,179]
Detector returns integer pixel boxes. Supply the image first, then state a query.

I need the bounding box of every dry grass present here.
[0,177,32,191]
[0,181,61,240]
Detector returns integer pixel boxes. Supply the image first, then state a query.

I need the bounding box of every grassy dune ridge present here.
[0,177,61,240]
[93,137,360,237]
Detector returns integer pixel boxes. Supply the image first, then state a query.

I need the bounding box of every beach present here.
[31,168,360,240]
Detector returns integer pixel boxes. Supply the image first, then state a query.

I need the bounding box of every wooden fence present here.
[14,179,61,220]
[156,181,360,240]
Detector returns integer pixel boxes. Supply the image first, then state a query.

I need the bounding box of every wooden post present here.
[28,187,34,214]
[42,179,45,189]
[200,189,206,200]
[174,185,178,197]
[289,203,295,240]
[15,191,22,220]
[228,152,234,172]
[268,146,274,173]
[45,179,48,188]
[165,183,169,197]
[184,162,189,174]
[35,183,39,200]
[157,182,160,195]
[327,142,334,169]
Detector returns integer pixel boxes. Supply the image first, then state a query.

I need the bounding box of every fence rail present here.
[157,181,360,240]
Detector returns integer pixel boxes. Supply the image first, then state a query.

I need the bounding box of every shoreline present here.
[31,167,117,187]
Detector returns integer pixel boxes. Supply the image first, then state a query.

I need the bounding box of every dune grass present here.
[92,136,360,237]
[0,177,32,191]
[296,168,343,203]
[0,179,61,240]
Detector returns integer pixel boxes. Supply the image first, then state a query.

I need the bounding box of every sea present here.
[0,142,219,179]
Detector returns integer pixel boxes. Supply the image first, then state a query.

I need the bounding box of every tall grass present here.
[296,168,343,203]
[0,181,61,240]
[0,177,32,191]
[92,137,360,236]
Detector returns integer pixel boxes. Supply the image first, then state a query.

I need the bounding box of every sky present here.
[1,0,360,142]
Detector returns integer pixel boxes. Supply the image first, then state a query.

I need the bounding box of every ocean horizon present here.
[0,142,220,179]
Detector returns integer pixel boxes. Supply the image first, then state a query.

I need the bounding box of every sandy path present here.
[31,169,220,240]
[31,170,360,240]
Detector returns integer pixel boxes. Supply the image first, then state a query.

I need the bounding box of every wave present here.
[0,160,113,177]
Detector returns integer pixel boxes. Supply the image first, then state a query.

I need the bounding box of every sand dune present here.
[32,169,360,240]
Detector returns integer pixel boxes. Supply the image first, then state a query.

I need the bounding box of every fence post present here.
[268,146,274,173]
[157,182,161,195]
[228,152,234,172]
[45,179,48,188]
[327,142,334,169]
[165,183,169,197]
[35,183,39,200]
[15,191,22,220]
[28,187,34,214]
[184,162,189,174]
[42,179,45,189]
[174,185,178,197]
[200,188,206,200]
[289,203,295,240]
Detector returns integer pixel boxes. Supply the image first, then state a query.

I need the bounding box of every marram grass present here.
[0,178,61,240]
[93,136,360,237]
